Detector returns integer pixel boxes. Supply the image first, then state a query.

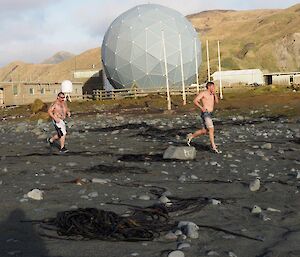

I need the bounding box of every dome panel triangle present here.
[131,44,146,62]
[149,62,163,75]
[132,54,146,71]
[148,74,164,87]
[115,55,130,69]
[145,54,159,73]
[147,42,163,60]
[131,64,145,80]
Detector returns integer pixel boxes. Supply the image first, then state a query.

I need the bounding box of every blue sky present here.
[0,0,299,67]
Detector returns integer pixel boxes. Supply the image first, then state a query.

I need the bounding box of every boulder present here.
[163,146,196,160]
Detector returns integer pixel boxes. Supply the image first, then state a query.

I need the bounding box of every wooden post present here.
[179,33,186,105]
[194,37,199,93]
[217,41,223,99]
[206,40,211,81]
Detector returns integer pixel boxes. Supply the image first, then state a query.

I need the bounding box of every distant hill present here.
[0,4,300,85]
[0,48,101,83]
[188,4,300,81]
[41,51,75,64]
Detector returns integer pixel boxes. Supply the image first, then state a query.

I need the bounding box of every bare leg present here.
[187,128,207,146]
[208,127,216,149]
[59,135,66,149]
[50,134,59,142]
[191,128,207,139]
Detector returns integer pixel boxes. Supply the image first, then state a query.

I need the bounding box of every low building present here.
[264,72,300,85]
[212,69,264,85]
[0,81,83,107]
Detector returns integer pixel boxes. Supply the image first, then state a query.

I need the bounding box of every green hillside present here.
[189,4,300,81]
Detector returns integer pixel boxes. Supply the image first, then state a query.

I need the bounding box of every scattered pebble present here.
[27,189,43,200]
[168,250,185,257]
[177,243,191,250]
[251,205,262,214]
[249,178,260,192]
[138,195,150,201]
[261,143,272,150]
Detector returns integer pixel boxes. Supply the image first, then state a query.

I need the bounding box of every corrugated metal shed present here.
[212,69,264,85]
[264,71,300,85]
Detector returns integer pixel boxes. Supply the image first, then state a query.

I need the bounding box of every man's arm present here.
[214,93,219,104]
[193,92,206,112]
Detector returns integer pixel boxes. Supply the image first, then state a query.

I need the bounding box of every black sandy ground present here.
[0,87,299,257]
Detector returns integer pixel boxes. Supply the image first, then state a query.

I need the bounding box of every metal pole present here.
[162,30,171,110]
[206,40,211,81]
[194,38,199,93]
[217,40,223,99]
[179,34,186,105]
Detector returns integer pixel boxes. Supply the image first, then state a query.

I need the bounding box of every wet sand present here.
[0,110,299,257]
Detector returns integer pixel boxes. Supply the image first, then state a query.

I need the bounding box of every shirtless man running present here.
[47,92,71,153]
[187,82,221,153]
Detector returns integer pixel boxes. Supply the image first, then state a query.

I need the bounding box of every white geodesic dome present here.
[101,4,201,89]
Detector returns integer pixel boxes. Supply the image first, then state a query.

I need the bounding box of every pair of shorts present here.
[53,119,67,138]
[200,111,214,129]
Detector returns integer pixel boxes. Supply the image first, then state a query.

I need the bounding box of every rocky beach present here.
[0,92,300,257]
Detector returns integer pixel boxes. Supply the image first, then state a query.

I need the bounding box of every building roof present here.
[212,69,263,76]
[263,71,300,76]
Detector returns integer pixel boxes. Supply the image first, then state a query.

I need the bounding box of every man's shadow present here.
[0,209,49,257]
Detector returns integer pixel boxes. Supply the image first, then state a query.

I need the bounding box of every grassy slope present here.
[189,4,300,81]
[1,87,299,122]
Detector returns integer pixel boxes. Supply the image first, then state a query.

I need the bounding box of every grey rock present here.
[190,174,198,180]
[163,146,196,160]
[91,178,110,184]
[178,175,186,183]
[266,207,281,212]
[178,221,199,239]
[249,178,260,192]
[164,231,178,240]
[88,192,98,198]
[177,243,191,250]
[138,195,150,200]
[185,224,199,239]
[27,189,43,200]
[66,162,78,167]
[211,199,221,205]
[168,250,185,257]
[207,251,220,256]
[228,252,238,257]
[174,230,183,236]
[261,143,272,150]
[159,195,171,204]
[256,151,265,157]
[251,205,262,214]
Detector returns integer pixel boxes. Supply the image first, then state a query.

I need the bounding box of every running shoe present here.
[59,147,69,153]
[47,137,54,146]
[186,133,193,146]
